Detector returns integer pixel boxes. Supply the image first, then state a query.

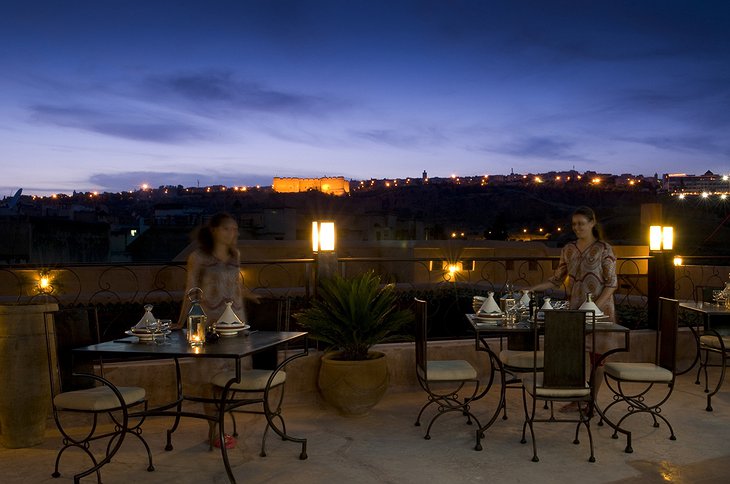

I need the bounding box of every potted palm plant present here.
[295,271,412,416]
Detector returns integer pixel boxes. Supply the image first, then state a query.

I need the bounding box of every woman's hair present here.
[196,212,237,256]
[572,206,602,240]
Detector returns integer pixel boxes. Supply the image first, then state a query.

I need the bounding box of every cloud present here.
[351,126,447,149]
[142,71,344,118]
[29,104,211,143]
[481,136,585,162]
[87,171,273,192]
[617,134,730,156]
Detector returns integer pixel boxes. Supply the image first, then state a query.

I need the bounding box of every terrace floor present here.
[2,371,729,484]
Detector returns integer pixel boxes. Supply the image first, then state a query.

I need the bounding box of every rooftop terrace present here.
[1,371,728,483]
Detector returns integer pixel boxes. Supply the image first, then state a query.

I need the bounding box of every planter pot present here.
[318,351,389,416]
[0,303,58,448]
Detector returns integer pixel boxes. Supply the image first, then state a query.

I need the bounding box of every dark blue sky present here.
[2,0,729,195]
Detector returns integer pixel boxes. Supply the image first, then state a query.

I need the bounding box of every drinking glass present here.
[712,290,724,307]
[155,319,171,345]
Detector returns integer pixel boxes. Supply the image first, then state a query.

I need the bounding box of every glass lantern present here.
[186,287,207,347]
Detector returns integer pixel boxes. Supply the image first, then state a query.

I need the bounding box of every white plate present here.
[475,313,503,320]
[217,324,251,337]
[215,323,249,330]
[125,329,170,341]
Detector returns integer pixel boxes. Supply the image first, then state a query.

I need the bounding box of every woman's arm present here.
[531,246,569,292]
[595,244,618,310]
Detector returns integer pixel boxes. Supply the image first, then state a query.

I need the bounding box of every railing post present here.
[647,251,675,330]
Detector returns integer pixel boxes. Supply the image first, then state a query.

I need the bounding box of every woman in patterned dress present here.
[531,206,617,412]
[532,206,618,319]
[176,212,247,449]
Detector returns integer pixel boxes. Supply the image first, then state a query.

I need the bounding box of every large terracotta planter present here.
[0,303,58,448]
[318,351,389,416]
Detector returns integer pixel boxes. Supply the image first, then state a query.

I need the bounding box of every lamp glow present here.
[649,226,662,251]
[662,227,674,251]
[312,221,335,252]
[673,257,683,266]
[649,225,674,251]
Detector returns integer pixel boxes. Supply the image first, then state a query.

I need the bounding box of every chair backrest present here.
[414,298,428,378]
[542,310,587,388]
[657,297,679,372]
[44,307,101,395]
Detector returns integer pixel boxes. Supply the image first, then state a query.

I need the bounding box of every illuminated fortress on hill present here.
[272,176,350,196]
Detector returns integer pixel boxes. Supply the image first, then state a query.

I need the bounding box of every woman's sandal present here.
[211,433,237,449]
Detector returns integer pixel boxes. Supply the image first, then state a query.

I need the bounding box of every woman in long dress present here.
[531,206,618,412]
[176,212,246,449]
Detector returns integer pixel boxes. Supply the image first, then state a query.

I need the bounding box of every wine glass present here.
[712,290,725,307]
[155,319,171,345]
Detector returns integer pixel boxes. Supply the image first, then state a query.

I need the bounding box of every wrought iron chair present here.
[696,309,730,412]
[521,309,596,463]
[209,297,305,458]
[44,307,154,483]
[414,298,481,439]
[600,297,679,453]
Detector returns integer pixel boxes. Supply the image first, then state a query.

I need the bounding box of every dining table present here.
[72,329,308,484]
[679,300,730,409]
[466,313,631,451]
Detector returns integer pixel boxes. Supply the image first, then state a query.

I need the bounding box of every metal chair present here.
[600,297,679,453]
[521,310,596,463]
[44,307,154,483]
[209,297,307,459]
[696,311,730,412]
[414,298,481,439]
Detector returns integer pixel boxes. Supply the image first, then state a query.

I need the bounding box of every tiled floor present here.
[2,372,729,483]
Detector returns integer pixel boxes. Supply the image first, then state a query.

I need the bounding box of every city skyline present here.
[2,1,729,196]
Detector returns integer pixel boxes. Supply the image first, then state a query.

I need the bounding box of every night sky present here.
[2,0,729,195]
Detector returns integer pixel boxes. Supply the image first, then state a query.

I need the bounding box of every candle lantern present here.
[186,287,207,347]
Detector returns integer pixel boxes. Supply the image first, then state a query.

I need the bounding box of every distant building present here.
[663,171,729,195]
[272,176,350,195]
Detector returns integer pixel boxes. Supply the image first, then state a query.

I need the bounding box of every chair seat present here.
[212,369,286,391]
[54,385,146,411]
[522,374,590,398]
[700,334,730,351]
[500,349,544,369]
[425,360,477,382]
[604,362,673,382]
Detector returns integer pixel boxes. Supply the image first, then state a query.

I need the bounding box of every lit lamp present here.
[37,272,52,294]
[186,287,206,347]
[312,221,335,252]
[313,221,337,284]
[647,225,675,329]
[649,225,673,251]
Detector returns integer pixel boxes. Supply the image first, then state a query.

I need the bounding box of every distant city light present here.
[523,228,527,233]
[141,183,149,190]
[678,194,686,199]
[723,175,729,181]
[591,178,601,184]
[534,176,543,183]
[451,174,456,179]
